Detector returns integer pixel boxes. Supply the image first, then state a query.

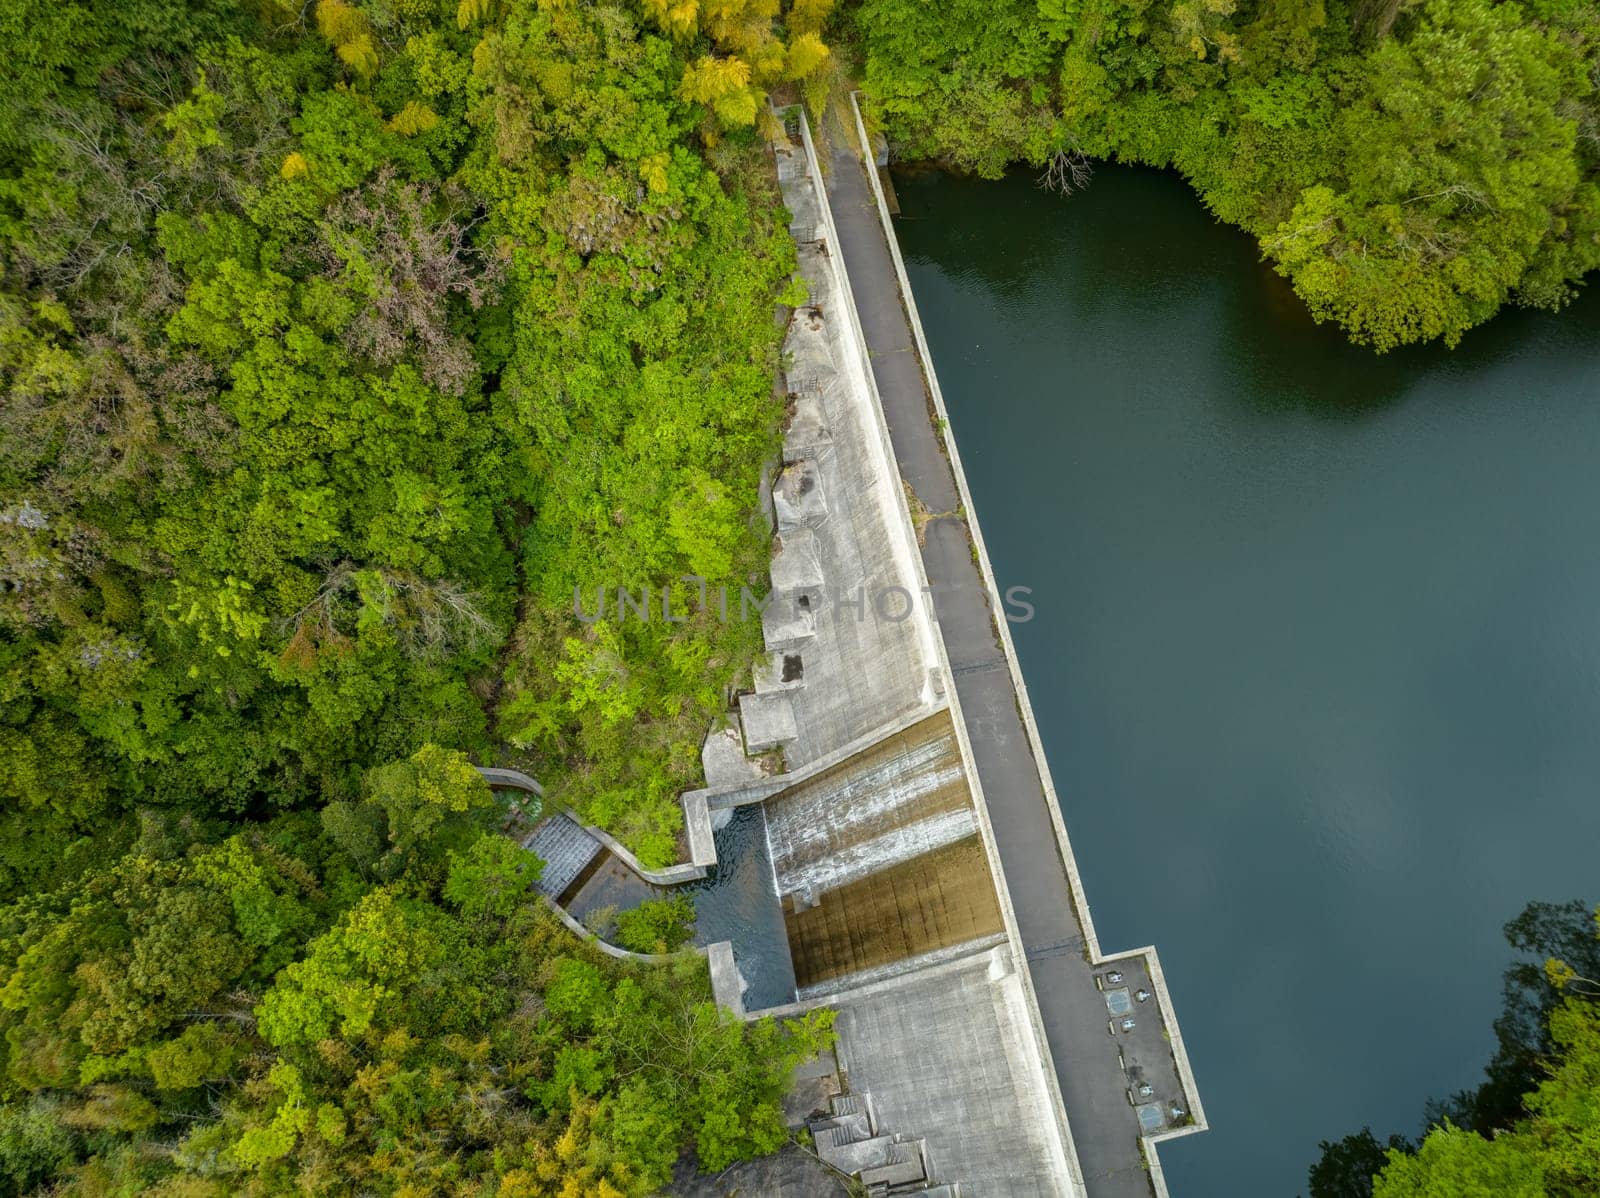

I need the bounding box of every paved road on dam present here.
[822,132,1159,1198]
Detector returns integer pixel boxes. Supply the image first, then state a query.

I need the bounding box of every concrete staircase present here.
[522,813,602,901]
[808,1092,953,1195]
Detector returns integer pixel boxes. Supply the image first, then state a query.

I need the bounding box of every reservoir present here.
[891,163,1600,1196]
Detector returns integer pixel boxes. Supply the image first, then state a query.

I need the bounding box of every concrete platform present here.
[831,950,1072,1196]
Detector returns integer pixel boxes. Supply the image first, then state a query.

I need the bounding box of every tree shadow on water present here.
[892,159,1600,425]
[1221,260,1600,425]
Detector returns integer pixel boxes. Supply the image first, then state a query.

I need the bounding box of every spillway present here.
[765,710,973,900]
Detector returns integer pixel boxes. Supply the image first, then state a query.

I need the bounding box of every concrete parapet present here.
[683,791,716,871]
[475,766,544,796]
[688,776,791,812]
[699,703,943,811]
[541,895,689,966]
[582,815,712,886]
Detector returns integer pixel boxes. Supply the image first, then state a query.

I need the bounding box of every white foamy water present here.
[765,726,970,895]
[776,806,977,897]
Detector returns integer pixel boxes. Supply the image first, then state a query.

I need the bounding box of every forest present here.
[0,0,835,1192]
[851,0,1600,349]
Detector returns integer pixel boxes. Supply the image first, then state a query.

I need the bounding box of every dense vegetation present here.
[852,0,1600,350]
[1,0,838,878]
[0,746,832,1193]
[1308,901,1600,1198]
[0,0,839,1191]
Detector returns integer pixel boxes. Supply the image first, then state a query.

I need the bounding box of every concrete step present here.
[773,459,828,528]
[782,386,833,456]
[753,649,807,694]
[810,1112,873,1148]
[760,613,817,652]
[814,1132,898,1175]
[830,1091,874,1131]
[522,814,602,899]
[739,690,798,752]
[860,1152,927,1189]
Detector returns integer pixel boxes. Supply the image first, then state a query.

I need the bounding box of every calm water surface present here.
[892,164,1600,1197]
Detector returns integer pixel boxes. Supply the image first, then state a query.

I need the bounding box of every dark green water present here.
[892,164,1600,1197]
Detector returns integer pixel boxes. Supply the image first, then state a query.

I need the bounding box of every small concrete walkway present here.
[821,126,1160,1198]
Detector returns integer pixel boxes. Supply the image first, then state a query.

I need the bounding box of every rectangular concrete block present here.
[773,458,828,528]
[740,691,798,752]
[707,940,744,1017]
[684,791,716,868]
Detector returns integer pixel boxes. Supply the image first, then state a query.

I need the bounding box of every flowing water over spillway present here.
[892,163,1600,1197]
[765,711,972,898]
[763,711,1002,993]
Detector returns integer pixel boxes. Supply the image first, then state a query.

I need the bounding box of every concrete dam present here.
[697,104,1205,1197]
[501,105,1208,1197]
